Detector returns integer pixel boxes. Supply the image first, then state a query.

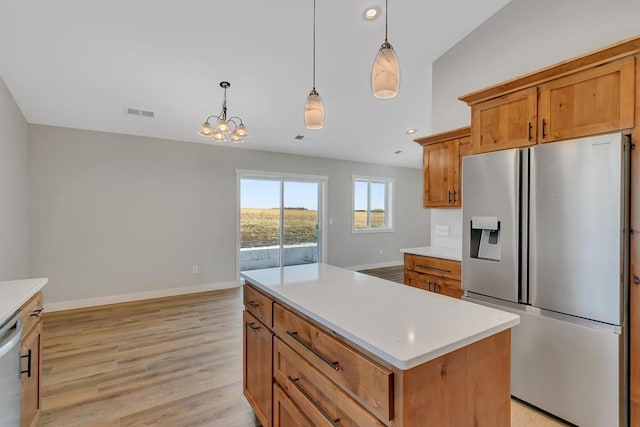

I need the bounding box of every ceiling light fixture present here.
[364,7,379,20]
[406,128,417,134]
[371,0,400,99]
[198,81,249,143]
[304,0,324,130]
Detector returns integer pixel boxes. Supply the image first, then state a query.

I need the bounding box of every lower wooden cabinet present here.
[243,280,511,426]
[273,383,313,427]
[20,322,41,427]
[243,310,273,427]
[20,291,43,427]
[404,254,463,299]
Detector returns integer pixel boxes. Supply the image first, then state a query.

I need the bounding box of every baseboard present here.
[45,281,240,312]
[345,260,403,272]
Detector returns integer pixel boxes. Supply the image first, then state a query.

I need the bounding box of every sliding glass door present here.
[238,172,325,272]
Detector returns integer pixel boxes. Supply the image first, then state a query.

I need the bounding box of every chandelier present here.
[198,81,250,143]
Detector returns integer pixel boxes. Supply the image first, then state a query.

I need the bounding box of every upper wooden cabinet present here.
[415,127,471,208]
[471,87,537,154]
[538,56,635,142]
[460,39,639,154]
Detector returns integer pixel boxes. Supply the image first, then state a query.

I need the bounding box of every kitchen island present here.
[241,263,519,426]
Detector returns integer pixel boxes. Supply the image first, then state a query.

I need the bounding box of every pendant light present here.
[304,0,324,129]
[371,0,400,99]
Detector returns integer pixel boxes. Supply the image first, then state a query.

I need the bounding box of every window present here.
[352,175,394,232]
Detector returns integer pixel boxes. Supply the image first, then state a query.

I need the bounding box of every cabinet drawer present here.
[274,383,314,427]
[243,283,273,328]
[404,254,461,281]
[274,303,393,421]
[20,292,43,338]
[274,338,385,427]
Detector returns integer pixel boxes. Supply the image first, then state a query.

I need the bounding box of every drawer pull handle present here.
[415,265,451,274]
[286,331,340,371]
[288,376,341,426]
[21,350,32,378]
[248,322,261,332]
[247,300,259,309]
[31,308,44,317]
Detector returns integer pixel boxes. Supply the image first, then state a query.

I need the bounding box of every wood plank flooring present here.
[40,287,569,426]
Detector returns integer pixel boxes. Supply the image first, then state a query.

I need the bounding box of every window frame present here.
[351,175,395,234]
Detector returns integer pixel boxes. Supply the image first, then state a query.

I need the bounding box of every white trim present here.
[45,281,240,312]
[236,169,329,182]
[344,260,403,271]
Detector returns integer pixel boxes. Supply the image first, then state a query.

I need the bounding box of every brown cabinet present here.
[243,286,274,427]
[244,279,511,426]
[19,291,43,427]
[463,56,636,154]
[471,87,537,154]
[404,253,463,299]
[538,56,635,143]
[273,383,313,427]
[415,127,471,208]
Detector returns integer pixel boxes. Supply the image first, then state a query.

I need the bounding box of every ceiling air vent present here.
[294,135,304,140]
[125,106,154,118]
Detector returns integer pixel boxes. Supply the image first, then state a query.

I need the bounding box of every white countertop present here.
[241,263,518,370]
[401,246,462,261]
[0,278,48,326]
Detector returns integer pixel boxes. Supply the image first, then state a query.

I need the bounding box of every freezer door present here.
[530,134,626,325]
[462,148,522,302]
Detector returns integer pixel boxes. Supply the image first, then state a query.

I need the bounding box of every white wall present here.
[429,0,640,245]
[0,75,29,279]
[29,125,428,304]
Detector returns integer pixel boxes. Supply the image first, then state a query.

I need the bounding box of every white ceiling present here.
[0,0,511,169]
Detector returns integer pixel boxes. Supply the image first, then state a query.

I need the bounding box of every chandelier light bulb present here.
[211,132,226,142]
[236,123,249,138]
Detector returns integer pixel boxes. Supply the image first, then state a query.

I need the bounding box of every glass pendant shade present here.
[211,131,226,142]
[235,123,249,138]
[230,133,243,143]
[215,119,231,135]
[372,42,400,99]
[198,122,212,137]
[304,89,324,130]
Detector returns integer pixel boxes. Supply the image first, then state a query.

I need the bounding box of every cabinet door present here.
[471,87,537,154]
[274,384,314,427]
[405,272,440,292]
[452,136,473,207]
[21,322,41,427]
[243,310,273,427]
[538,56,635,143]
[423,141,454,208]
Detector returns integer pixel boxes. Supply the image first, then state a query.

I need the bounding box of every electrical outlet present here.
[192,265,199,274]
[435,225,450,237]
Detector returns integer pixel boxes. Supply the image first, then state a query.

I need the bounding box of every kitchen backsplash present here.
[430,208,462,249]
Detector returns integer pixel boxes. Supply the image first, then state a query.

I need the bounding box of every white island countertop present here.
[401,246,462,261]
[0,278,48,326]
[241,263,518,370]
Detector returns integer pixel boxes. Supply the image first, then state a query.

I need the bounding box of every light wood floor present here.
[40,288,569,426]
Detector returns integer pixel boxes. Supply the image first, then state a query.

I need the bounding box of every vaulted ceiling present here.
[0,0,512,168]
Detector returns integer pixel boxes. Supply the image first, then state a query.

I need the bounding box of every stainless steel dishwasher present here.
[0,312,22,427]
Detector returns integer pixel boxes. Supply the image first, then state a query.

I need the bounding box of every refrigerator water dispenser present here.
[470,216,501,261]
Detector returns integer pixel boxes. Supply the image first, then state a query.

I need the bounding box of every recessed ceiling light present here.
[364,6,380,20]
[406,128,417,135]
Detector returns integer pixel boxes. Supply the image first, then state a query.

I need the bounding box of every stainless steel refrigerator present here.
[462,133,629,427]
